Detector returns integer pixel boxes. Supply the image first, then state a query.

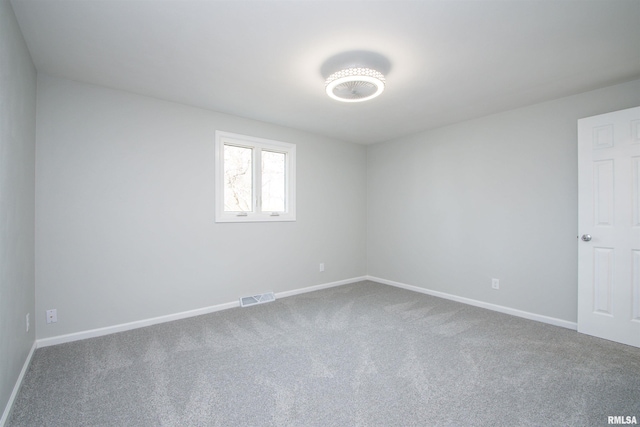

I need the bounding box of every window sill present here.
[215,213,296,223]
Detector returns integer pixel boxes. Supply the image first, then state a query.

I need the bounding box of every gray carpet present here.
[8,281,640,426]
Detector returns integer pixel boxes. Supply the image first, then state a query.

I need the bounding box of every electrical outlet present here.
[46,309,57,324]
[26,313,30,332]
[492,278,500,290]
[319,263,325,272]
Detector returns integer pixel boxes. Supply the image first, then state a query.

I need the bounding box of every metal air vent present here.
[240,292,275,307]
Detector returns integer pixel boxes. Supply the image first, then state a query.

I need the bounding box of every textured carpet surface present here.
[8,281,640,426]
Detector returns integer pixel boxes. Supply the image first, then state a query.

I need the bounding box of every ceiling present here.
[10,0,640,145]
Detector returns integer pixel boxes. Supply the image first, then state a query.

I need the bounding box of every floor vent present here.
[240,292,275,307]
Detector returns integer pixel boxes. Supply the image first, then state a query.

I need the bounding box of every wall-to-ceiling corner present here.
[366,79,640,324]
[0,0,37,423]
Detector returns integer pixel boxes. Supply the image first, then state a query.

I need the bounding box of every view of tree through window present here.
[216,131,295,222]
[261,150,285,212]
[223,144,252,212]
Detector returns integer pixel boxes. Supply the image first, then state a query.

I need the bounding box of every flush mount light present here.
[325,67,385,103]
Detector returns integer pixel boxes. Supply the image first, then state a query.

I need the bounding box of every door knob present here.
[581,234,592,242]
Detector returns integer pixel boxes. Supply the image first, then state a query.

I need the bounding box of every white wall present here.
[367,79,640,323]
[27,55,640,340]
[35,74,367,339]
[0,0,37,421]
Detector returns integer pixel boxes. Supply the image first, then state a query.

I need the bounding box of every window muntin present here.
[215,131,296,222]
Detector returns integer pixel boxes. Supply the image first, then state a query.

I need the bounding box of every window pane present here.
[224,144,252,212]
[262,150,286,212]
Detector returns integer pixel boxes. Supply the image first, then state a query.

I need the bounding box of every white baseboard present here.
[37,276,368,348]
[275,276,367,299]
[37,301,239,348]
[366,276,577,330]
[0,341,37,427]
[35,274,573,349]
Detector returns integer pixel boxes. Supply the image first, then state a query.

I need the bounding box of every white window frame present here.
[215,131,296,223]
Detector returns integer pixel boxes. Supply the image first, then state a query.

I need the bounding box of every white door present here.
[577,106,640,348]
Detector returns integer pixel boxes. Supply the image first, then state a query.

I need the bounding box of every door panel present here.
[593,160,614,226]
[592,247,613,315]
[634,250,640,321]
[633,156,640,227]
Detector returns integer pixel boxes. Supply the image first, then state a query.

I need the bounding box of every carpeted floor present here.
[8,281,640,426]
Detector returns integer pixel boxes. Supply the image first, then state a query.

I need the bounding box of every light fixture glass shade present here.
[325,68,385,102]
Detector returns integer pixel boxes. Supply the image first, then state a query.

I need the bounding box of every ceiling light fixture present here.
[325,67,385,103]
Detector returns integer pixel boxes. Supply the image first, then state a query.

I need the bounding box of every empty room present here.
[2,0,640,425]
